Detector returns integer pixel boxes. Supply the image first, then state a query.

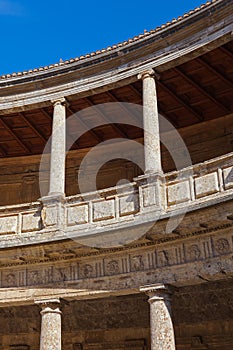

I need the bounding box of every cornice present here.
[0,0,223,82]
[0,0,232,114]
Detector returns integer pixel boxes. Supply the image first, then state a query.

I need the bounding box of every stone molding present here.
[0,226,233,306]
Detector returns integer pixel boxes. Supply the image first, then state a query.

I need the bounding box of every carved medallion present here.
[5,273,17,287]
[106,260,120,275]
[82,264,94,278]
[131,255,144,271]
[188,244,201,260]
[215,238,230,254]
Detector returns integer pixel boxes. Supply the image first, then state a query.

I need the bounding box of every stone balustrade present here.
[0,202,41,236]
[0,152,233,240]
[66,182,139,227]
[166,151,233,209]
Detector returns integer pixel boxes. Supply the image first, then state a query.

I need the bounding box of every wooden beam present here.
[84,97,128,138]
[219,46,233,60]
[157,81,203,121]
[197,57,233,90]
[0,117,31,154]
[174,67,230,113]
[67,106,102,143]
[18,112,47,142]
[106,90,139,123]
[129,83,142,99]
[130,82,179,127]
[40,108,53,121]
[0,144,7,156]
[158,106,179,128]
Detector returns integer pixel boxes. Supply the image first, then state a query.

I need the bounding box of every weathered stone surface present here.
[140,284,175,350]
[138,70,162,174]
[67,204,89,225]
[0,215,17,234]
[93,199,115,221]
[21,211,41,232]
[119,193,139,216]
[35,299,62,350]
[167,181,191,205]
[49,99,66,196]
[223,166,233,189]
[195,172,219,198]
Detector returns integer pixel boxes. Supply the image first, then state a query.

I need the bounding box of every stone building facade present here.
[0,0,233,349]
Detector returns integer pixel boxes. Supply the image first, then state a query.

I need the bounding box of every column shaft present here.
[36,299,62,350]
[49,99,66,196]
[140,284,176,350]
[139,70,162,174]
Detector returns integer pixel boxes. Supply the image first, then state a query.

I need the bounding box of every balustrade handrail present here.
[165,151,233,183]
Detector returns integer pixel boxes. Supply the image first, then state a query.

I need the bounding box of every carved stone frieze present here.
[0,228,233,292]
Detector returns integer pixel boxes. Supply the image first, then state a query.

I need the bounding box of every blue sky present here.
[0,0,206,76]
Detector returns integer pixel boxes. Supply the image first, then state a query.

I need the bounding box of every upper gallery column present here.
[138,69,162,174]
[49,98,66,196]
[140,284,176,350]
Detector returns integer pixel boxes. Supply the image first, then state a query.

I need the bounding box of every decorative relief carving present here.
[5,273,17,287]
[157,250,170,267]
[0,233,233,289]
[131,255,144,271]
[187,244,201,261]
[215,238,230,254]
[106,260,120,275]
[28,270,40,285]
[54,267,69,282]
[81,264,94,278]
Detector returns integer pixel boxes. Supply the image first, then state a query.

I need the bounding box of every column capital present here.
[137,69,160,81]
[35,298,62,315]
[140,283,175,302]
[51,97,67,107]
[35,298,61,307]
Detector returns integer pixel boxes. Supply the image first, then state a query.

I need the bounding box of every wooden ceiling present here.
[0,41,232,158]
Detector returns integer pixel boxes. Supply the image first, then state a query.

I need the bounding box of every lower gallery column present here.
[140,284,176,350]
[35,298,62,350]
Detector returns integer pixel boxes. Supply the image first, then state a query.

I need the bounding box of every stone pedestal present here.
[134,172,165,213]
[140,284,176,350]
[35,298,62,350]
[138,69,162,174]
[49,98,66,196]
[41,193,66,230]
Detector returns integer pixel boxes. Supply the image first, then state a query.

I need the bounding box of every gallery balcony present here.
[0,150,232,248]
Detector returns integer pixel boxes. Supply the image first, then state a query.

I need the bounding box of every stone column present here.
[138,69,162,174]
[49,98,66,196]
[140,284,176,350]
[35,298,62,350]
